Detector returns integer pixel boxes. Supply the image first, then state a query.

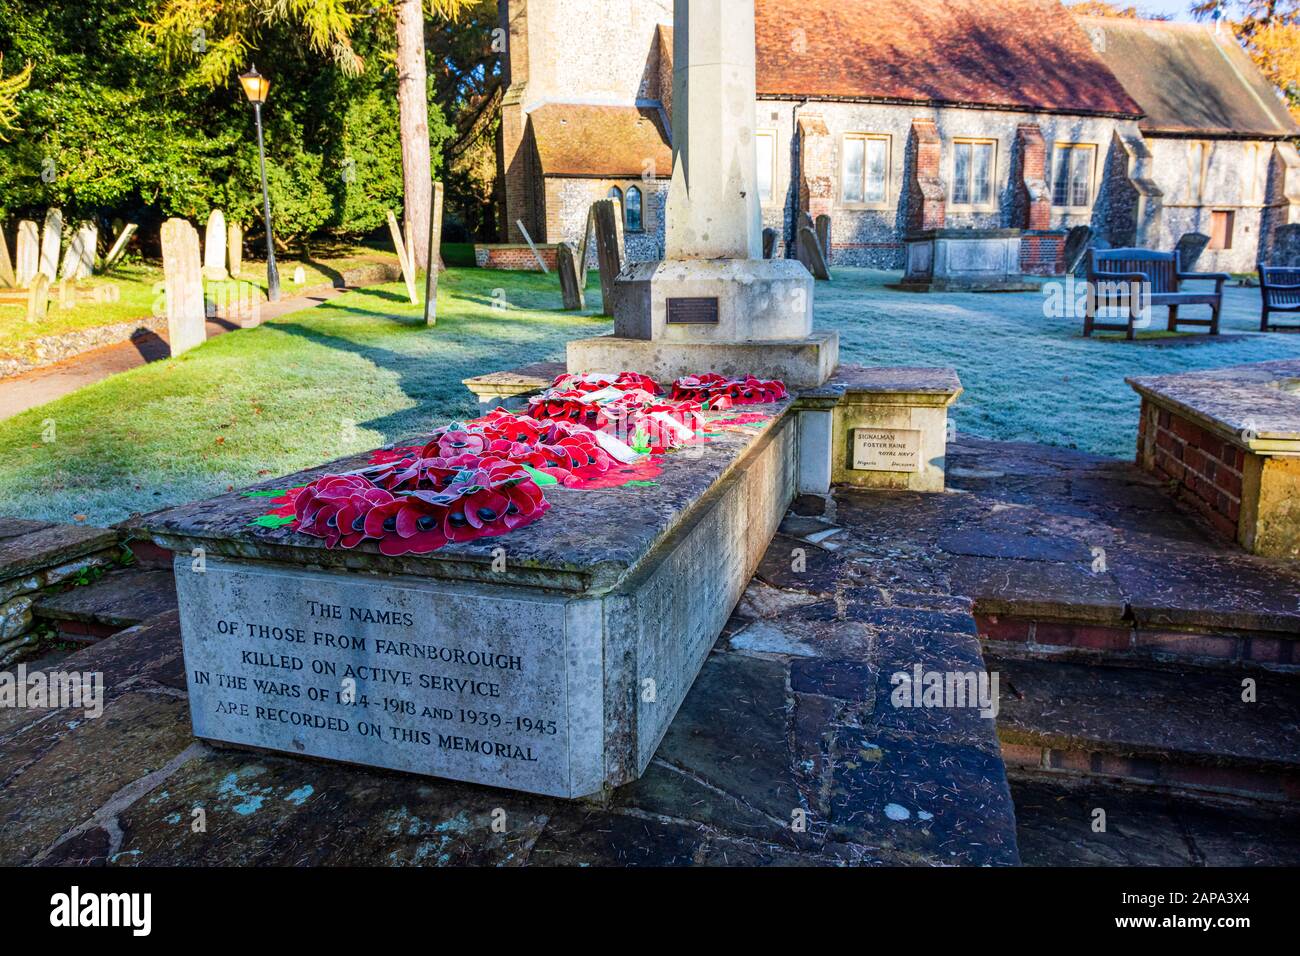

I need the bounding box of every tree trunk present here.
[396,0,431,271]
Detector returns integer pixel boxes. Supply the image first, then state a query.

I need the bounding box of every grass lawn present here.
[0,268,607,524]
[0,244,400,363]
[3,264,1300,526]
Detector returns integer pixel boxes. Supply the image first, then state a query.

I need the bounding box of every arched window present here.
[607,186,623,209]
[625,186,644,232]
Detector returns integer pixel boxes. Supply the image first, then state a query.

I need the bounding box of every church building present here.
[495,0,1300,275]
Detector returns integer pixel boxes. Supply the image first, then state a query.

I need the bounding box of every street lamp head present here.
[238,64,270,105]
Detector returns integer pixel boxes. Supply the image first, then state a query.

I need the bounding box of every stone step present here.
[32,566,178,642]
[990,654,1300,803]
[0,519,120,586]
[978,613,1300,671]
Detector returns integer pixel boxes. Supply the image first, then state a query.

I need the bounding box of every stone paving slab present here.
[1011,779,1300,866]
[0,520,119,583]
[33,567,177,627]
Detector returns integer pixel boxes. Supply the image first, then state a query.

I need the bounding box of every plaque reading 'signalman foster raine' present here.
[851,427,922,473]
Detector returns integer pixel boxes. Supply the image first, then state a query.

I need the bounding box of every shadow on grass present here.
[269,320,570,437]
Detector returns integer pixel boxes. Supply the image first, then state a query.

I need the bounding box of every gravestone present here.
[1063,225,1093,275]
[101,222,138,271]
[293,265,306,285]
[815,214,832,265]
[387,209,419,305]
[1175,232,1211,271]
[60,221,97,280]
[557,243,585,311]
[160,218,207,357]
[0,225,13,287]
[226,222,243,278]
[15,221,38,286]
[762,227,777,260]
[204,209,229,280]
[592,199,622,317]
[38,209,62,281]
[799,226,831,280]
[424,180,446,326]
[26,273,49,321]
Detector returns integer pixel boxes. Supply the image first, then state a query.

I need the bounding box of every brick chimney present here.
[907,119,945,232]
[1015,123,1051,230]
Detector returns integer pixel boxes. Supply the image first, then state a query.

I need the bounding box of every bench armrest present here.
[1177,271,1231,282]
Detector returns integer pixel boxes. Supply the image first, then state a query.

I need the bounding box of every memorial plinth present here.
[567,0,838,389]
[136,401,796,798]
[1129,359,1300,558]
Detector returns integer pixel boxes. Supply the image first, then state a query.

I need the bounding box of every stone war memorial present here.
[138,0,959,800]
[6,0,1300,901]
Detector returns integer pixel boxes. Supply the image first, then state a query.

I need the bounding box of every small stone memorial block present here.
[15,220,38,286]
[26,273,50,321]
[226,222,243,277]
[851,427,922,473]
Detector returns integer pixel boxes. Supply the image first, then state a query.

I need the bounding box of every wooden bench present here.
[1085,248,1228,340]
[1257,263,1300,332]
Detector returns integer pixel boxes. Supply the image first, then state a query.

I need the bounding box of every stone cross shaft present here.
[665,0,762,261]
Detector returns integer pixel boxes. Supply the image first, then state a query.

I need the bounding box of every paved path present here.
[0,286,357,421]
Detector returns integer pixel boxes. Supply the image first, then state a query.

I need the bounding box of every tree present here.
[144,0,472,268]
[0,54,32,142]
[1192,1,1300,118]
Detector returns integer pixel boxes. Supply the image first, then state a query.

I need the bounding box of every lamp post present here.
[238,64,280,303]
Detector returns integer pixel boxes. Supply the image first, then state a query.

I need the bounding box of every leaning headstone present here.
[26,273,49,321]
[1063,225,1093,276]
[0,225,13,287]
[38,208,62,280]
[101,222,138,271]
[60,221,97,280]
[592,199,622,316]
[798,224,831,280]
[1175,232,1211,271]
[557,243,585,311]
[15,220,38,286]
[203,209,229,280]
[226,221,243,278]
[762,227,777,260]
[160,218,207,357]
[386,209,419,305]
[815,214,832,265]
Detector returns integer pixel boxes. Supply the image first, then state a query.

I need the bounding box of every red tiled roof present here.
[1076,16,1299,137]
[754,0,1143,117]
[530,104,672,178]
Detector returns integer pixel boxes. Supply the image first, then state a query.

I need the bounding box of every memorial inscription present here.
[175,556,595,796]
[851,427,922,473]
